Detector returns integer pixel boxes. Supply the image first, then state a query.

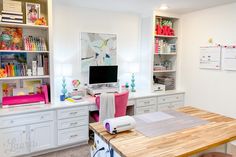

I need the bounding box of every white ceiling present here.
[57,0,236,15]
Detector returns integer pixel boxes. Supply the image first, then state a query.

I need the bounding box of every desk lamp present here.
[59,64,72,101]
[128,63,140,92]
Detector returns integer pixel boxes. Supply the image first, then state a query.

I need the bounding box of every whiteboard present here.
[199,46,221,70]
[222,46,236,71]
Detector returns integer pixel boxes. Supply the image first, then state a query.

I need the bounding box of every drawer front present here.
[136,105,156,115]
[158,102,184,111]
[58,116,88,130]
[158,94,184,104]
[136,98,156,108]
[58,126,88,146]
[127,100,135,106]
[57,106,88,120]
[0,111,54,129]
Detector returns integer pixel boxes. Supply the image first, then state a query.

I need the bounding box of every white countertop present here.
[0,90,185,117]
[128,90,185,99]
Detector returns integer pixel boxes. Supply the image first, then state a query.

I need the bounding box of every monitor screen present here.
[89,66,118,84]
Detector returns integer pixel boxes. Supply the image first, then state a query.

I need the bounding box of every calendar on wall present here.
[222,46,236,71]
[199,46,221,70]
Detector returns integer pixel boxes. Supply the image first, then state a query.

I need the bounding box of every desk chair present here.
[202,152,232,157]
[91,91,129,122]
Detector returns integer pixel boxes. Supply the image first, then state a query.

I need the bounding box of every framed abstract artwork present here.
[81,32,117,72]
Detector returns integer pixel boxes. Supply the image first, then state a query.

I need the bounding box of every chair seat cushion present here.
[91,111,99,122]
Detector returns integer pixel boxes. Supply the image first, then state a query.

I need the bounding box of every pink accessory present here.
[91,91,129,122]
[2,85,49,107]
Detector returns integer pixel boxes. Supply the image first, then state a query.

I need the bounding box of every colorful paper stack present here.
[23,36,47,51]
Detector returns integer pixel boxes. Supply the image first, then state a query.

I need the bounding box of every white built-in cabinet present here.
[134,93,185,115]
[0,111,55,157]
[0,105,89,157]
[0,126,28,157]
[29,122,55,152]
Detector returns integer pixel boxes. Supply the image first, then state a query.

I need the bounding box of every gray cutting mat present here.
[134,110,209,137]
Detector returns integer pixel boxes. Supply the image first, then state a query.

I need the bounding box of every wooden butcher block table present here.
[89,106,236,157]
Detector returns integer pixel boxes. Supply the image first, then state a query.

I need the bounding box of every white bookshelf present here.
[152,14,179,91]
[0,0,52,105]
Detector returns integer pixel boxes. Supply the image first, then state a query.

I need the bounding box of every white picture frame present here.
[23,79,42,94]
[0,80,20,98]
[26,2,40,24]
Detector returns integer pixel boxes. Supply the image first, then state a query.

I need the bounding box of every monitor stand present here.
[87,84,119,96]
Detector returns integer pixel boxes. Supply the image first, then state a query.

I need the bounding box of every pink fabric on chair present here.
[91,91,129,122]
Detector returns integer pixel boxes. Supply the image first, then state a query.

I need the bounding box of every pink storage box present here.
[2,85,49,107]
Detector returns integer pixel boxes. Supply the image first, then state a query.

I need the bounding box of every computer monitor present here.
[89,66,118,85]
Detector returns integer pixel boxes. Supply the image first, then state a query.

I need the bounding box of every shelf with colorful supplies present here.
[0,0,52,107]
[152,15,179,92]
[0,52,49,80]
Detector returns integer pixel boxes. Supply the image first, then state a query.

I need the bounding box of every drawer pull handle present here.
[162,99,165,101]
[70,112,78,115]
[144,110,150,113]
[40,116,44,119]
[144,101,150,104]
[10,120,14,124]
[70,122,78,126]
[22,131,26,134]
[31,129,34,132]
[70,134,78,138]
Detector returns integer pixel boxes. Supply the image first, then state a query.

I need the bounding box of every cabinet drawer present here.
[57,106,88,120]
[58,126,88,146]
[158,102,184,111]
[136,98,156,107]
[136,105,156,115]
[127,100,135,106]
[158,94,184,104]
[58,116,88,130]
[0,111,54,129]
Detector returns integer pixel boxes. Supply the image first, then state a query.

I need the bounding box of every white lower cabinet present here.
[0,111,55,157]
[57,106,89,147]
[30,122,55,152]
[135,98,157,115]
[157,94,184,111]
[58,126,88,146]
[0,126,28,157]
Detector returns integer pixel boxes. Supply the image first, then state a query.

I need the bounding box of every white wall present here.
[180,3,236,118]
[53,2,143,98]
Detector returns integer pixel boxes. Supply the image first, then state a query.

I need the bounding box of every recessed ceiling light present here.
[159,4,169,10]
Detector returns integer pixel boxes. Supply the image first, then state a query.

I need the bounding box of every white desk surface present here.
[0,90,184,117]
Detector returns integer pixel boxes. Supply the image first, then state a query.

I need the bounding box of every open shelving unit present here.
[0,22,49,29]
[0,0,52,106]
[152,15,179,91]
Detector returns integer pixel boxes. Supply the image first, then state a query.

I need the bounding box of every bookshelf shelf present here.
[153,70,176,73]
[0,75,50,81]
[0,50,49,53]
[154,53,177,55]
[155,35,177,38]
[0,22,48,30]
